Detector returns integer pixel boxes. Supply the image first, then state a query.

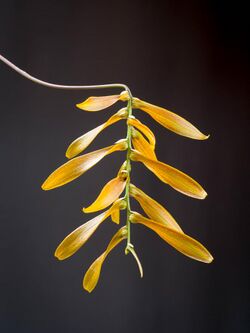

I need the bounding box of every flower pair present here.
[42,89,213,293]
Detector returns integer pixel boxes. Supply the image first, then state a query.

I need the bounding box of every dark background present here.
[0,1,249,332]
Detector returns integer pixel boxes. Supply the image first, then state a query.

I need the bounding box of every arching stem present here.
[0,52,134,252]
[0,54,129,92]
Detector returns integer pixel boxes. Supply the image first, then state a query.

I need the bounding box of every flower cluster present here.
[42,90,213,293]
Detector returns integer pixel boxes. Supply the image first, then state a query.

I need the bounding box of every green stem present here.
[125,92,133,252]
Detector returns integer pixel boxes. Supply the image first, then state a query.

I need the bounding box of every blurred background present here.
[0,1,249,332]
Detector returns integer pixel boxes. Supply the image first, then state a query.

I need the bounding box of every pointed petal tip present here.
[41,182,49,191]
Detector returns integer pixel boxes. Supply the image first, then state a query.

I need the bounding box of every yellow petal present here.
[66,108,127,159]
[127,117,156,147]
[132,98,209,140]
[130,213,213,263]
[42,140,127,190]
[76,90,129,112]
[130,150,207,200]
[83,226,127,292]
[83,172,127,213]
[129,184,183,232]
[54,210,109,260]
[110,197,127,224]
[111,208,120,224]
[131,128,157,160]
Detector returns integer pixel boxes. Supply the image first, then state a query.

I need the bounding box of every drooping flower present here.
[42,139,127,190]
[132,97,209,140]
[130,212,213,263]
[129,184,183,232]
[76,91,129,111]
[83,226,128,293]
[127,117,156,148]
[83,162,128,213]
[55,199,126,260]
[131,127,157,160]
[130,150,207,199]
[66,108,127,159]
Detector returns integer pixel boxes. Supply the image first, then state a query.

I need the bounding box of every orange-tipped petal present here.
[129,184,183,232]
[127,117,156,147]
[131,128,157,160]
[41,140,127,190]
[83,170,127,213]
[132,98,209,140]
[66,108,127,159]
[130,150,207,200]
[130,213,213,263]
[54,210,109,260]
[83,226,127,292]
[76,90,129,112]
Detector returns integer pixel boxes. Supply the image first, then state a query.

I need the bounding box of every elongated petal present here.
[130,213,213,263]
[83,174,127,213]
[129,184,183,232]
[127,117,156,147]
[76,91,129,112]
[131,128,157,160]
[66,108,127,159]
[42,140,127,190]
[54,211,109,260]
[130,150,207,199]
[83,226,127,292]
[133,98,209,140]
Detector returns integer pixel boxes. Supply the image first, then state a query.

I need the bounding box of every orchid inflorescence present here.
[41,89,213,293]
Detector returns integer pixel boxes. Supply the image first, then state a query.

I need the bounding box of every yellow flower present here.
[66,108,127,159]
[41,139,127,190]
[83,226,127,293]
[127,117,156,148]
[83,162,128,213]
[131,127,157,160]
[55,199,126,260]
[129,184,183,232]
[76,91,129,111]
[132,97,209,140]
[130,212,213,263]
[130,150,207,199]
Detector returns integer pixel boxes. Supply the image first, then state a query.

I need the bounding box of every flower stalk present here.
[125,92,133,254]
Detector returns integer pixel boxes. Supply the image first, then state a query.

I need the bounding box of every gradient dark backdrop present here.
[0,1,249,332]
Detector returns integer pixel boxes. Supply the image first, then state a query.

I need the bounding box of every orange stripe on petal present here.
[41,141,127,190]
[83,226,127,293]
[129,184,183,232]
[66,108,127,159]
[133,98,209,140]
[130,213,213,263]
[130,150,207,200]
